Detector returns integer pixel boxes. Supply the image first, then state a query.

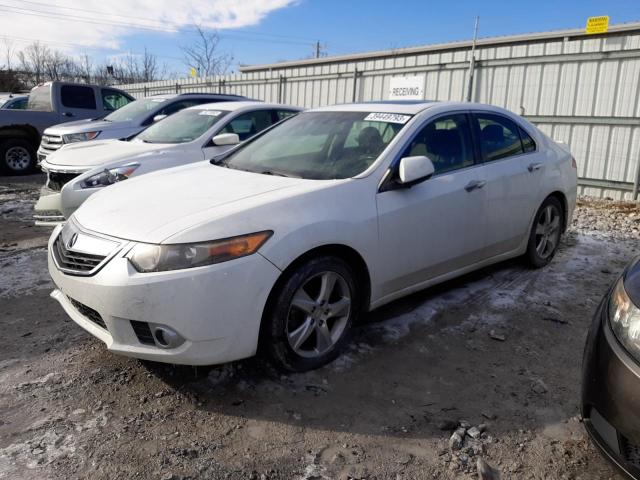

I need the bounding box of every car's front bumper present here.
[582,294,640,479]
[47,226,282,365]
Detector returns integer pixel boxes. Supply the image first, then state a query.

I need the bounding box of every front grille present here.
[130,321,155,345]
[621,435,640,468]
[40,134,64,153]
[53,235,106,273]
[68,297,107,330]
[47,170,80,192]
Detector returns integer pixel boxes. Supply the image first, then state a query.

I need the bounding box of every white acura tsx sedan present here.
[48,101,577,371]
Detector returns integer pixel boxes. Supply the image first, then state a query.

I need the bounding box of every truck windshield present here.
[104,97,167,122]
[219,111,410,179]
[135,109,229,144]
[27,84,52,112]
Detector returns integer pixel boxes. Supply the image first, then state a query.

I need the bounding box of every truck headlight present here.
[62,131,101,143]
[127,231,273,273]
[609,276,640,360]
[81,163,140,188]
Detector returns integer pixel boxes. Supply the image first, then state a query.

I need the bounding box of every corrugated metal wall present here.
[119,25,640,200]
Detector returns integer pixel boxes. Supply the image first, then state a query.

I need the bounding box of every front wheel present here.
[0,139,37,174]
[263,256,359,372]
[525,196,563,268]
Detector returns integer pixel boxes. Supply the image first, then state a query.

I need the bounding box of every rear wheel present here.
[525,196,563,268]
[1,139,36,174]
[264,256,359,372]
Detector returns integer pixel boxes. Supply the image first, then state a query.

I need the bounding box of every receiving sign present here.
[388,75,425,100]
[586,16,609,34]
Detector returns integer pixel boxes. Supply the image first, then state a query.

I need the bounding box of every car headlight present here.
[609,276,640,359]
[126,231,273,273]
[81,163,140,189]
[62,131,101,143]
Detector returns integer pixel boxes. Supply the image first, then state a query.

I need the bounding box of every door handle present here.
[465,180,486,192]
[528,162,543,172]
[62,112,74,117]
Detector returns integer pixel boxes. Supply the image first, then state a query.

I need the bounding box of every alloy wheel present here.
[286,271,351,358]
[535,204,561,259]
[5,146,31,171]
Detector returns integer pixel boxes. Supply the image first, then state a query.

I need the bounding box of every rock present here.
[467,426,481,439]
[449,427,466,450]
[531,379,548,394]
[489,330,506,342]
[477,457,500,479]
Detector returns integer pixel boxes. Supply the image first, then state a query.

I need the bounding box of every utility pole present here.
[466,16,480,102]
[315,41,321,59]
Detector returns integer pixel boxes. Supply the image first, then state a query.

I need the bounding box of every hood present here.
[44,118,134,135]
[45,139,169,169]
[73,163,312,243]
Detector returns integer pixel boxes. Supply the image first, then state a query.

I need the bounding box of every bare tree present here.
[2,37,16,71]
[78,53,93,83]
[181,26,233,77]
[18,41,50,84]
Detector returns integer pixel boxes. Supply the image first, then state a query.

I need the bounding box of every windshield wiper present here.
[260,170,298,178]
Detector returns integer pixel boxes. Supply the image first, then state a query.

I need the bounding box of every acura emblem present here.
[67,233,78,249]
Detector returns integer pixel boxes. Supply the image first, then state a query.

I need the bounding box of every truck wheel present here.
[1,139,37,174]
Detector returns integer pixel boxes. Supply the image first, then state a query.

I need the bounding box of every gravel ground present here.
[0,174,638,480]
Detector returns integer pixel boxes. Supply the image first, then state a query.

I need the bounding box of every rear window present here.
[27,84,52,111]
[61,85,96,110]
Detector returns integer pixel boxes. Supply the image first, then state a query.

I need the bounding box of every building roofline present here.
[240,21,640,73]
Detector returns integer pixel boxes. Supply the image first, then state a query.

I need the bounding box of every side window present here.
[60,85,96,110]
[475,113,524,161]
[276,110,297,121]
[519,126,536,153]
[401,113,475,175]
[157,99,201,117]
[221,110,273,141]
[102,89,131,111]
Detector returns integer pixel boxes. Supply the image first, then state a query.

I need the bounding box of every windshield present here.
[104,97,167,122]
[135,109,229,144]
[27,84,52,111]
[220,111,410,179]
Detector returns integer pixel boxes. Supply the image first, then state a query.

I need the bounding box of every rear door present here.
[375,112,488,297]
[471,111,544,256]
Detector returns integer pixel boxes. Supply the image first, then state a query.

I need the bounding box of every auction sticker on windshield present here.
[198,110,222,116]
[364,113,411,124]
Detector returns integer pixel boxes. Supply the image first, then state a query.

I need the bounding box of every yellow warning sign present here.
[190,67,197,77]
[586,16,609,34]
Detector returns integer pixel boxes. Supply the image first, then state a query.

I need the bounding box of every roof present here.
[240,21,640,72]
[311,101,438,115]
[187,101,302,112]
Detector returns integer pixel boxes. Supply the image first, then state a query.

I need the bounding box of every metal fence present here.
[119,23,640,200]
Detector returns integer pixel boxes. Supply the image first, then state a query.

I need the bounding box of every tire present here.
[0,138,37,175]
[525,196,563,268]
[263,256,360,372]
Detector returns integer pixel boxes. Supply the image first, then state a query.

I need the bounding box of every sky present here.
[1,0,639,76]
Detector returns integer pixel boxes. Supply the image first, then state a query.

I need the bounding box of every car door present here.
[375,112,488,298]
[471,112,544,257]
[58,84,99,119]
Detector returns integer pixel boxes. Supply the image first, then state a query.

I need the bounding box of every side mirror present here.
[398,155,435,186]
[212,133,240,146]
[153,114,167,123]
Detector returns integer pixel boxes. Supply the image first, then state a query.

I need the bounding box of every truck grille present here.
[47,170,80,192]
[53,235,107,273]
[68,297,107,330]
[40,134,64,155]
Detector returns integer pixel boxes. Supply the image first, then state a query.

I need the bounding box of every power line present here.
[9,0,320,43]
[0,2,319,45]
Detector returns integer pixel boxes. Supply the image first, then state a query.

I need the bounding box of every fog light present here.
[152,325,184,349]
